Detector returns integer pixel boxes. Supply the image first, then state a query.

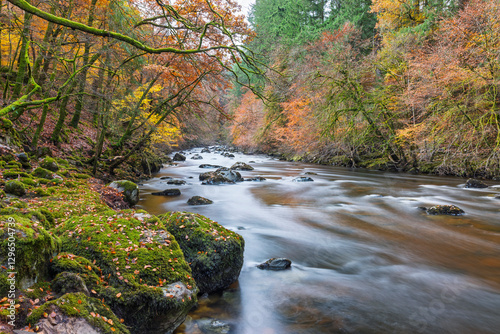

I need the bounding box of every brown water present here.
[138,148,500,334]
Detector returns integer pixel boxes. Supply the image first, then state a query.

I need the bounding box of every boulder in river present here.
[108,180,139,206]
[293,176,314,182]
[191,154,203,160]
[426,205,465,216]
[465,178,488,188]
[257,258,292,270]
[173,153,186,161]
[245,177,266,182]
[230,162,254,171]
[199,168,242,184]
[201,148,211,153]
[152,188,181,196]
[159,212,245,294]
[187,196,213,205]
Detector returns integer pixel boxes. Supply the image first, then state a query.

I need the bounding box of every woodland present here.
[0,1,499,333]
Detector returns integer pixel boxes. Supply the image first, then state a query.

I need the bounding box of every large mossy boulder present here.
[32,167,55,180]
[27,292,130,334]
[0,214,61,289]
[53,212,197,333]
[40,157,60,172]
[159,212,244,294]
[4,180,26,197]
[108,180,139,206]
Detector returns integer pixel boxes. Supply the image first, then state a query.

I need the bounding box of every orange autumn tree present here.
[230,89,265,150]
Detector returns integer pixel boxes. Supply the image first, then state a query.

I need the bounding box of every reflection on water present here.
[137,149,500,334]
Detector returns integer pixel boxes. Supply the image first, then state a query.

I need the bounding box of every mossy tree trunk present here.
[69,0,98,128]
[12,10,33,100]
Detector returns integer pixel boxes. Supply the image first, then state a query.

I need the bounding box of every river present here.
[137,148,500,334]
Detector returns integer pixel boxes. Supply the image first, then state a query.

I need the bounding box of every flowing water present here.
[138,148,500,334]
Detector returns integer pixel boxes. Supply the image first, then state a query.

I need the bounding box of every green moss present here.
[6,161,22,169]
[50,178,64,185]
[0,273,9,297]
[32,167,54,179]
[4,180,26,197]
[10,199,28,208]
[0,189,5,199]
[64,180,77,188]
[0,214,61,288]
[58,169,70,177]
[2,171,30,179]
[0,118,13,129]
[22,281,52,299]
[30,208,56,229]
[20,177,38,186]
[55,158,70,167]
[53,212,197,331]
[27,292,130,334]
[74,173,91,179]
[159,212,244,293]
[34,187,50,197]
[40,157,59,172]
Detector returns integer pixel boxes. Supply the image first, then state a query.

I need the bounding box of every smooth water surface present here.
[138,148,500,334]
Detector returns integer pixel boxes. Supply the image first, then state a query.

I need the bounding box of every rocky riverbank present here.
[0,147,244,333]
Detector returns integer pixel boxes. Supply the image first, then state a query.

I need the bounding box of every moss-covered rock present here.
[51,272,90,296]
[4,180,26,197]
[40,157,59,172]
[53,212,197,333]
[27,292,130,334]
[20,177,37,187]
[159,212,244,294]
[108,180,139,206]
[2,171,30,180]
[0,214,61,289]
[32,167,54,180]
[426,205,465,216]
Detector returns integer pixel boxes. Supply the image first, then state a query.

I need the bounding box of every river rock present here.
[199,169,242,185]
[201,148,211,153]
[173,153,186,161]
[426,205,465,216]
[465,178,488,188]
[199,164,223,169]
[152,188,181,196]
[304,172,317,175]
[29,293,130,334]
[15,152,29,163]
[166,179,186,185]
[53,212,197,333]
[245,177,266,182]
[197,318,232,334]
[293,176,314,182]
[192,154,203,160]
[159,212,245,294]
[257,258,292,270]
[160,176,173,180]
[108,180,139,206]
[187,196,213,205]
[230,162,254,171]
[216,168,243,182]
[222,152,235,158]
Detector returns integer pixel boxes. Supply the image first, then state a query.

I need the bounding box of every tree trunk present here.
[12,10,33,99]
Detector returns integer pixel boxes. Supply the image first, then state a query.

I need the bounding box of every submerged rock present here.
[187,196,213,205]
[293,176,314,182]
[426,205,465,216]
[108,180,139,206]
[160,212,244,294]
[173,153,186,161]
[197,318,232,334]
[199,164,223,169]
[230,162,254,171]
[201,148,211,153]
[152,188,181,196]
[191,154,203,160]
[465,178,488,188]
[166,179,186,185]
[245,177,266,182]
[257,258,292,270]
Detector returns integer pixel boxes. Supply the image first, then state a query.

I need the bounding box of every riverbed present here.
[138,148,500,334]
